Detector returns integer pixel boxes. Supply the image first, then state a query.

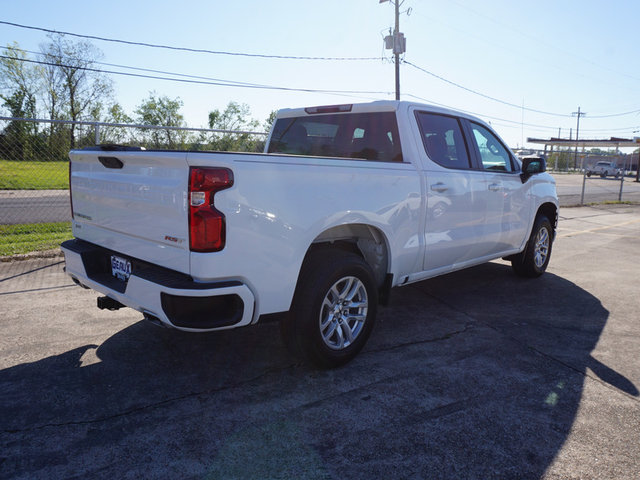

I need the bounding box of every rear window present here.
[268,112,403,162]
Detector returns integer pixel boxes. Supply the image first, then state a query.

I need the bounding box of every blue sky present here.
[2,0,639,149]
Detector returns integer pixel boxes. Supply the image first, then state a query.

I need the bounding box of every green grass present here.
[0,160,69,190]
[586,200,638,206]
[0,222,72,256]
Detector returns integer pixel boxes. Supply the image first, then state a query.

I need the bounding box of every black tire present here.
[511,215,553,278]
[586,172,592,177]
[281,248,378,368]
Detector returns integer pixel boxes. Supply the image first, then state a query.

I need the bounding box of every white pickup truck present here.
[586,160,621,178]
[62,101,558,367]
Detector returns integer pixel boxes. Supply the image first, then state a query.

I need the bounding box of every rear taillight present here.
[69,160,74,220]
[188,167,233,252]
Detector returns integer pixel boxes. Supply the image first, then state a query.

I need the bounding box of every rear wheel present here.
[511,215,553,278]
[281,248,378,368]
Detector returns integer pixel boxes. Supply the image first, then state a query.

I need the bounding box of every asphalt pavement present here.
[554,173,640,205]
[1,204,639,479]
[0,190,69,224]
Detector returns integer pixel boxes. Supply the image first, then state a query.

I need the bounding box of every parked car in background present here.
[586,161,621,178]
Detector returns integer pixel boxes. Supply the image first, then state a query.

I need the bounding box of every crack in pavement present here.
[365,322,476,355]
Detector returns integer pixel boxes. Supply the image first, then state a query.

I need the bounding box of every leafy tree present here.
[0,43,40,114]
[135,92,189,148]
[0,91,41,161]
[264,110,277,132]
[0,43,43,160]
[39,34,113,148]
[101,103,135,145]
[207,101,263,152]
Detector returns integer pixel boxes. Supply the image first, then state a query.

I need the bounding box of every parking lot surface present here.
[554,173,640,205]
[1,204,639,479]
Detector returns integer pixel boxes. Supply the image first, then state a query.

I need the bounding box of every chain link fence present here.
[0,116,268,258]
[545,150,639,175]
[543,150,640,206]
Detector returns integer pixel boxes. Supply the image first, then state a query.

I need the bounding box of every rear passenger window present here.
[415,112,470,169]
[268,112,403,162]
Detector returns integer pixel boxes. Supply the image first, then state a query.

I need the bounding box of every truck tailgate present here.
[69,149,190,273]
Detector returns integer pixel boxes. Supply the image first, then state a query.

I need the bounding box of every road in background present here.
[0,190,69,224]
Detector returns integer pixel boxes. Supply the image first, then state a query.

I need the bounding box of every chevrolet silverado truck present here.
[61,101,558,367]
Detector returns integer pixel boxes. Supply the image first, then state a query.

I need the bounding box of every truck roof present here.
[275,100,486,125]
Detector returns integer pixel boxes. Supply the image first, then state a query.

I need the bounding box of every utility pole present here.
[381,0,406,100]
[636,137,640,182]
[572,107,586,171]
[394,0,400,100]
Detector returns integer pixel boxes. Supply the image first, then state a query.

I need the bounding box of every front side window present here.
[268,112,403,162]
[470,123,514,172]
[415,112,470,169]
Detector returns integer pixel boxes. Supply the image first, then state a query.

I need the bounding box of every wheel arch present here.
[305,223,391,292]
[537,202,558,234]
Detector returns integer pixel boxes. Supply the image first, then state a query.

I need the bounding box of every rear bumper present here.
[61,239,255,332]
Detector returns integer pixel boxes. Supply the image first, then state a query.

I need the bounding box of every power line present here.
[448,0,640,85]
[411,8,640,99]
[588,109,640,119]
[403,93,559,130]
[0,54,394,98]
[18,48,274,88]
[20,46,638,121]
[404,93,639,136]
[580,125,640,133]
[404,59,640,120]
[0,20,380,61]
[2,52,637,139]
[4,28,639,119]
[17,45,640,120]
[404,60,571,117]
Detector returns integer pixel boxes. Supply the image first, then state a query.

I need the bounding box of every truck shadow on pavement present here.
[1,262,637,479]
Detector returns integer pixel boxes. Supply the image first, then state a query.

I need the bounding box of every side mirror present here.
[520,156,546,183]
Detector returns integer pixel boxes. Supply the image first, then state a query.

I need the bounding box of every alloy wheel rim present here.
[534,226,550,268]
[319,276,368,350]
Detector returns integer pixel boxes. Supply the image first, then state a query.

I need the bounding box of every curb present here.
[0,248,64,263]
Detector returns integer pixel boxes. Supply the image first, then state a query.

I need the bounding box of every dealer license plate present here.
[111,255,131,281]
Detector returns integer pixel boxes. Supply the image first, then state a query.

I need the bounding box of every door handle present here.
[430,182,448,193]
[488,183,501,192]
